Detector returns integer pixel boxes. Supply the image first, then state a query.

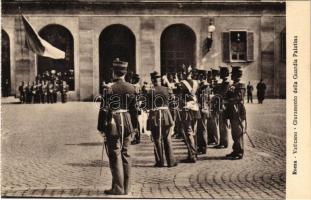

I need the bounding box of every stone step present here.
[1,96,21,104]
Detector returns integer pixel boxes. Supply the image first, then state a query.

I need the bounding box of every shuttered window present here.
[247,32,254,61]
[222,31,254,63]
[222,32,230,62]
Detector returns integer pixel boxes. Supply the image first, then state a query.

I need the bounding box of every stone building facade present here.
[2,0,286,101]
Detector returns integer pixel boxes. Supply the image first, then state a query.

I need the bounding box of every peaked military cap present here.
[133,73,140,79]
[211,69,220,77]
[207,70,212,78]
[112,58,128,72]
[219,66,230,78]
[150,71,161,79]
[197,69,207,76]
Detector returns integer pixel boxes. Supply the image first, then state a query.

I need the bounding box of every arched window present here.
[2,29,11,97]
[99,24,136,90]
[161,24,196,74]
[37,24,74,90]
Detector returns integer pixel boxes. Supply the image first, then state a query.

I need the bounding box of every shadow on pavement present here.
[197,156,228,161]
[65,160,109,167]
[65,142,103,146]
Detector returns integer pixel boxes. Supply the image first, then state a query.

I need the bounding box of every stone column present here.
[140,17,156,82]
[79,17,94,101]
[14,16,35,89]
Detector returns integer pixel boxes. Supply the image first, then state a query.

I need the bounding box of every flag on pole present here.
[21,15,65,59]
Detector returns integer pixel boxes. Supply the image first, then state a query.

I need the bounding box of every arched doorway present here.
[37,24,74,90]
[99,24,136,90]
[2,30,11,97]
[161,24,196,74]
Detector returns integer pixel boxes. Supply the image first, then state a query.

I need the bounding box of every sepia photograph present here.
[1,0,308,199]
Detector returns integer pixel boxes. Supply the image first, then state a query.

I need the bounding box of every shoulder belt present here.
[181,80,193,94]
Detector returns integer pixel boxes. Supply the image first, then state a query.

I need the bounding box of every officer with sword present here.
[196,70,211,154]
[146,71,177,168]
[97,58,136,195]
[213,66,231,149]
[226,66,251,160]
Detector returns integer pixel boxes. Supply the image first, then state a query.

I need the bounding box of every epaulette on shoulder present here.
[106,82,115,87]
[105,82,115,94]
[134,84,140,93]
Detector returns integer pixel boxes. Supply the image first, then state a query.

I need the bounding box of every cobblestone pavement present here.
[1,100,285,199]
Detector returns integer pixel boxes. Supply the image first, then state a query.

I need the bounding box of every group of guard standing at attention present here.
[97,58,248,195]
[18,70,70,104]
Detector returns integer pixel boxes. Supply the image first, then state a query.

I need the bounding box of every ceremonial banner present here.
[21,15,65,59]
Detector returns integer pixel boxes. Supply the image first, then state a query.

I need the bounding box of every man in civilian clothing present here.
[247,81,254,103]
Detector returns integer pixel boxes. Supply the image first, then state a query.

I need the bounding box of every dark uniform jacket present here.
[147,85,174,129]
[97,79,136,137]
[196,82,212,119]
[212,81,230,113]
[227,82,246,121]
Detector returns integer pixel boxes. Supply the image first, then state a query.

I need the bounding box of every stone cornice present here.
[2,1,286,15]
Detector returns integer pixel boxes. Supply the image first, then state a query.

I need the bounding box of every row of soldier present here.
[97,58,248,195]
[18,75,69,104]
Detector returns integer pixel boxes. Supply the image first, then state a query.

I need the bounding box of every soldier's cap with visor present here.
[150,71,161,80]
[197,69,207,78]
[211,68,220,78]
[133,73,140,80]
[219,66,230,79]
[112,58,128,73]
[192,68,200,80]
[231,66,243,79]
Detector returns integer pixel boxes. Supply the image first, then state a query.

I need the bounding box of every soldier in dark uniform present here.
[208,69,220,146]
[42,80,48,103]
[24,82,30,103]
[48,81,54,103]
[18,81,25,103]
[33,80,40,103]
[213,67,230,149]
[196,70,211,154]
[130,73,141,145]
[177,66,200,163]
[226,66,246,159]
[37,80,43,104]
[247,81,254,103]
[30,82,35,104]
[171,71,185,139]
[61,81,69,103]
[97,58,136,195]
[53,81,59,103]
[147,71,177,167]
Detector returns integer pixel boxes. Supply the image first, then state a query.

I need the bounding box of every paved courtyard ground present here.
[1,99,286,199]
